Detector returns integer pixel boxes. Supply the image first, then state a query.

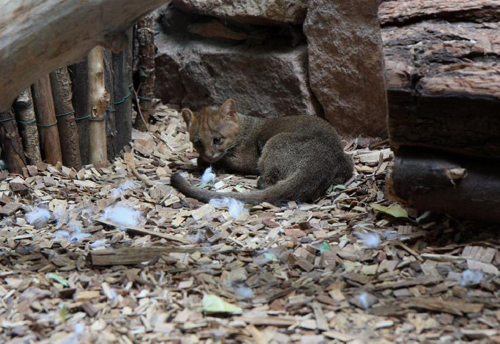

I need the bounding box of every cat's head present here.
[181,99,241,163]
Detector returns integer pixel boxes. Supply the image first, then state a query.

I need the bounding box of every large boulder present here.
[304,0,389,136]
[155,26,320,118]
[171,0,308,26]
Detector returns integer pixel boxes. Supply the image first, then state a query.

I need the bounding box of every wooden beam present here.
[0,0,170,112]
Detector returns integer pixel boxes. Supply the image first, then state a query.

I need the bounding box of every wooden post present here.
[50,67,82,170]
[112,29,133,152]
[0,110,27,174]
[134,14,156,131]
[69,60,90,165]
[31,75,63,166]
[104,49,117,160]
[13,89,42,166]
[87,46,109,168]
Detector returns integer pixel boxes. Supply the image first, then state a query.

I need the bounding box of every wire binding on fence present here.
[18,118,37,125]
[0,117,15,123]
[37,120,58,128]
[56,109,76,118]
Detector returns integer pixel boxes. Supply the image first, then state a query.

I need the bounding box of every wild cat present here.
[171,99,353,204]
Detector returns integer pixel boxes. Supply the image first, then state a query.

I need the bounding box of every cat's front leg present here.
[197,156,210,171]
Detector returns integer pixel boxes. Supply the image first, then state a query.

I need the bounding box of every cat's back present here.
[263,115,343,143]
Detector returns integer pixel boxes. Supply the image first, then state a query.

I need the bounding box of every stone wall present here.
[154,1,388,136]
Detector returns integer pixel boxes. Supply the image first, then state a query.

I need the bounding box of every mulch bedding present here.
[0,106,498,344]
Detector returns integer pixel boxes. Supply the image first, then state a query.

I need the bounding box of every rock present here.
[188,19,250,41]
[171,0,308,26]
[155,31,320,118]
[304,0,388,136]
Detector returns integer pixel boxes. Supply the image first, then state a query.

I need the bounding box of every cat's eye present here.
[213,137,222,145]
[193,140,202,147]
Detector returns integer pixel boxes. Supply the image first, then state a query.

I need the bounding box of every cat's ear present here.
[181,108,194,130]
[219,99,237,119]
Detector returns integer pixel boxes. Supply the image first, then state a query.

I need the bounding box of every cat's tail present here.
[171,171,303,204]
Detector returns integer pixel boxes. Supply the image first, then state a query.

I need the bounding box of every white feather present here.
[90,239,107,249]
[103,205,142,227]
[68,222,91,242]
[233,286,253,300]
[54,230,71,241]
[26,207,51,225]
[356,292,370,310]
[73,323,85,335]
[201,167,216,185]
[210,197,247,218]
[354,231,381,248]
[460,269,484,286]
[111,180,137,198]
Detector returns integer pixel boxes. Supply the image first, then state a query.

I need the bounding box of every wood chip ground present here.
[0,106,499,343]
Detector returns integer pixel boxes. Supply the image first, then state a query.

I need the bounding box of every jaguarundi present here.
[171,99,353,204]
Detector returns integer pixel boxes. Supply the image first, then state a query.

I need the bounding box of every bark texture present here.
[50,67,82,169]
[112,29,133,152]
[383,21,500,158]
[87,46,109,168]
[31,75,63,166]
[134,14,156,131]
[69,60,90,165]
[0,110,27,174]
[104,49,117,160]
[13,89,42,165]
[0,0,169,112]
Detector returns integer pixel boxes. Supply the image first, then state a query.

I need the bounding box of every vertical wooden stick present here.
[87,46,109,168]
[69,60,90,165]
[0,110,27,174]
[104,49,117,160]
[134,14,156,131]
[13,89,42,165]
[112,29,133,152]
[50,67,82,170]
[31,75,63,165]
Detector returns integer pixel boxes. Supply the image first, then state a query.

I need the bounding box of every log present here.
[87,246,198,266]
[134,14,156,131]
[13,89,42,166]
[87,46,109,168]
[386,147,500,222]
[0,0,172,112]
[382,21,500,158]
[50,68,82,169]
[0,110,27,174]
[68,60,90,165]
[112,29,133,152]
[31,76,63,165]
[103,50,117,160]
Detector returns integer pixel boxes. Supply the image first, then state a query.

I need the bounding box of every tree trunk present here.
[104,49,117,160]
[31,76,63,166]
[50,67,82,170]
[0,110,27,174]
[69,60,90,166]
[387,147,500,223]
[112,29,133,152]
[13,89,42,166]
[0,0,172,112]
[88,46,109,168]
[134,14,156,131]
[381,1,500,158]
